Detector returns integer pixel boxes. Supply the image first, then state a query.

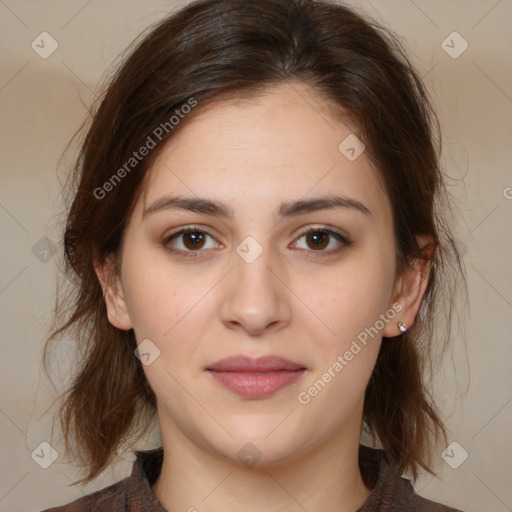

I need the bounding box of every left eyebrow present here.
[142,194,372,219]
[279,195,372,218]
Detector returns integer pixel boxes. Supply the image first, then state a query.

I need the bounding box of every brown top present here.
[41,445,464,511]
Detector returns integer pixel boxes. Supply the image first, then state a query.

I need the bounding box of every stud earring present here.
[398,322,407,334]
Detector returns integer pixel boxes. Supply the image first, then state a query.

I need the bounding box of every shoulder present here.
[411,492,466,512]
[37,447,165,512]
[379,474,464,512]
[393,476,466,512]
[358,444,466,512]
[38,477,129,511]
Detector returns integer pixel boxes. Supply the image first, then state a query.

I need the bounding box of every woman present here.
[42,0,466,510]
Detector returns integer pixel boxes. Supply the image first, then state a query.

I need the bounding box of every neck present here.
[152,411,372,512]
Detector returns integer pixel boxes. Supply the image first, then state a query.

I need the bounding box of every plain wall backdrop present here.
[0,0,511,510]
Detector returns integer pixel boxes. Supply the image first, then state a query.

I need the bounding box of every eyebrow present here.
[143,194,372,219]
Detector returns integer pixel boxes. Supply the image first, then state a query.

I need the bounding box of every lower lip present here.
[207,369,305,398]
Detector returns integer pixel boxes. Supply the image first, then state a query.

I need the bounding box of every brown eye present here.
[293,227,350,256]
[182,231,206,250]
[163,227,220,257]
[305,231,330,250]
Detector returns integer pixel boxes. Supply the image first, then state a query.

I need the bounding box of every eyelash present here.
[162,225,351,260]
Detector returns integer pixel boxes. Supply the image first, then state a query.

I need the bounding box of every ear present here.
[383,235,435,337]
[93,254,133,330]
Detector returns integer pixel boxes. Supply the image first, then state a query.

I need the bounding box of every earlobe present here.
[383,235,435,338]
[93,256,133,331]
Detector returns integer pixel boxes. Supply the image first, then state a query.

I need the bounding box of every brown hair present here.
[44,0,465,485]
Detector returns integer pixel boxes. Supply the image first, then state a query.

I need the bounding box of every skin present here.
[96,81,431,512]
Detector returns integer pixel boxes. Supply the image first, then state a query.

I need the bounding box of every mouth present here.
[206,355,307,399]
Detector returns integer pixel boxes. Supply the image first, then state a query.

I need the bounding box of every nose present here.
[219,244,292,336]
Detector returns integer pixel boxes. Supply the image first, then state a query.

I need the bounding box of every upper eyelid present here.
[164,225,220,243]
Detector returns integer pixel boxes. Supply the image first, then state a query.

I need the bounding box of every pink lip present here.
[206,355,306,399]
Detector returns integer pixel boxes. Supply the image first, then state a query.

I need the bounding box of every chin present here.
[202,424,310,469]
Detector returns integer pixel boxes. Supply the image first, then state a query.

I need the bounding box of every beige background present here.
[1,0,511,510]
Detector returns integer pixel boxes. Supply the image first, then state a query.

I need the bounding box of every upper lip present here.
[206,355,305,372]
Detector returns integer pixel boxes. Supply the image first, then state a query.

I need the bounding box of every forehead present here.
[137,82,390,223]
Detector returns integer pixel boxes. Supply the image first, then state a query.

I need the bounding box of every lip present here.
[207,355,305,372]
[206,355,306,399]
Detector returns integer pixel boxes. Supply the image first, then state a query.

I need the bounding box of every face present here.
[99,81,422,467]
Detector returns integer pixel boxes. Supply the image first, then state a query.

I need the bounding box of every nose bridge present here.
[219,236,291,334]
[235,239,274,290]
[233,236,279,304]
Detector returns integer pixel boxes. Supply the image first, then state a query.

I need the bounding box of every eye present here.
[163,225,350,259]
[163,227,221,257]
[292,227,350,255]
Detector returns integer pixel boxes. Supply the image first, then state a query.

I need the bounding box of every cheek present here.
[294,262,392,423]
[298,253,396,348]
[121,254,215,403]
[121,246,214,340]
[120,248,230,407]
